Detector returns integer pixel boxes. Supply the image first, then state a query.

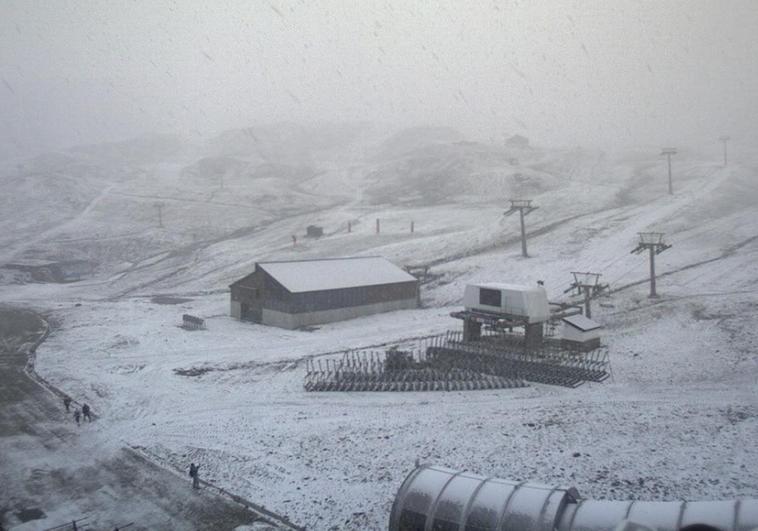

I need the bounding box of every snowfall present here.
[2,124,757,530]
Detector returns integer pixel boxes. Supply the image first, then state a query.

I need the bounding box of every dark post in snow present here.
[376,218,380,234]
[631,232,671,298]
[504,199,538,258]
[292,235,297,247]
[661,148,677,195]
[719,136,730,167]
[154,202,164,228]
[563,272,608,319]
[410,221,414,233]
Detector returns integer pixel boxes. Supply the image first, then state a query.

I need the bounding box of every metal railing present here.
[304,331,610,391]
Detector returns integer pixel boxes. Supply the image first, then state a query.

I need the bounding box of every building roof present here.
[562,314,602,332]
[257,256,416,293]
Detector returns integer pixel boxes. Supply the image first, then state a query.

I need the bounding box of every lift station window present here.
[479,288,502,307]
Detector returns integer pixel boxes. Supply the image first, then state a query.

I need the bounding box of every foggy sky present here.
[1,0,757,160]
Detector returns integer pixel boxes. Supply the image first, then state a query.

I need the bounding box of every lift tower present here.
[719,136,730,167]
[154,202,165,228]
[505,199,538,258]
[631,232,672,298]
[661,148,677,195]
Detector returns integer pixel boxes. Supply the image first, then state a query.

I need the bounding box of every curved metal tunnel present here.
[389,465,758,531]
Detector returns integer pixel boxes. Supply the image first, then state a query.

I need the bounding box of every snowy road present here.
[0,307,281,531]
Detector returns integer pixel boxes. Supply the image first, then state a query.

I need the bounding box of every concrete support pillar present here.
[583,286,592,318]
[649,247,657,298]
[463,319,481,342]
[519,208,528,257]
[524,322,544,350]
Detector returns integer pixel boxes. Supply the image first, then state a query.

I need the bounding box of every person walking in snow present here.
[82,403,92,422]
[73,408,81,426]
[63,396,72,412]
[189,463,200,489]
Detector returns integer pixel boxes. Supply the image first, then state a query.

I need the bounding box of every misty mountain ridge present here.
[2,122,754,301]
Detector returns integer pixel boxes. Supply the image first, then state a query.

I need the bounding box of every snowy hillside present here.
[0,124,376,278]
[1,125,620,295]
[2,127,757,530]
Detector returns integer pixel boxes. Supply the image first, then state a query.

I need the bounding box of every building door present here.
[240,303,262,323]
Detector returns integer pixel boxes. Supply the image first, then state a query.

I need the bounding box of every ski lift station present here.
[453,282,552,347]
[453,282,603,350]
[229,256,419,329]
[462,283,550,322]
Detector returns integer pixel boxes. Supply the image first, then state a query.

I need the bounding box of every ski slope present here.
[2,127,757,529]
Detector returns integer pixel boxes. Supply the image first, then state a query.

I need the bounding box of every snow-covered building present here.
[229,257,419,329]
[561,314,602,350]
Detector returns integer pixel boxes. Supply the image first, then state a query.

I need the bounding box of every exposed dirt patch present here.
[173,360,296,378]
[151,295,193,305]
[111,363,145,375]
[109,334,139,349]
[692,307,735,321]
[722,405,756,425]
[15,507,46,523]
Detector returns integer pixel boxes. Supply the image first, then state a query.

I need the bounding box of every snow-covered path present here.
[0,307,275,530]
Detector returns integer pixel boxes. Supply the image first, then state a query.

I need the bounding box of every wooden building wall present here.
[230,266,418,323]
[230,268,265,321]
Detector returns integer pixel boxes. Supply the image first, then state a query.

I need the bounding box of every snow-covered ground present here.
[2,128,758,529]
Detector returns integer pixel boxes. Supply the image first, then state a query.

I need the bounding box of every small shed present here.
[561,314,602,350]
[306,225,324,238]
[229,256,419,329]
